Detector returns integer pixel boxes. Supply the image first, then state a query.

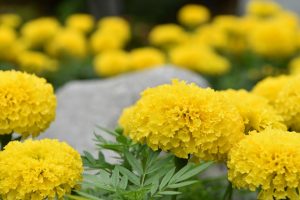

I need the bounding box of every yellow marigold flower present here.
[129,47,165,70]
[46,29,87,58]
[252,75,291,104]
[17,51,58,74]
[119,80,244,160]
[248,19,297,57]
[0,139,82,200]
[149,24,188,47]
[191,25,227,49]
[274,76,300,131]
[94,50,129,77]
[289,57,300,75]
[220,89,286,133]
[275,11,299,30]
[21,17,61,48]
[0,26,17,61]
[0,70,56,137]
[97,16,130,42]
[90,30,126,54]
[228,129,300,200]
[0,13,22,28]
[246,0,281,17]
[66,13,95,33]
[177,4,210,27]
[213,15,245,35]
[169,45,230,75]
[212,15,251,54]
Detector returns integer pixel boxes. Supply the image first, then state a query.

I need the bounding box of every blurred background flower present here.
[0,0,299,91]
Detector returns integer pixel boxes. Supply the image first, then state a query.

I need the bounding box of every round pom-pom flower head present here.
[274,76,300,131]
[252,75,291,104]
[0,70,56,137]
[228,129,300,200]
[119,80,245,161]
[0,139,83,200]
[178,4,210,27]
[220,89,286,133]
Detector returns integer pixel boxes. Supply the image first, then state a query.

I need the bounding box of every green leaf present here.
[65,194,90,200]
[124,151,143,175]
[144,165,173,186]
[168,180,198,188]
[157,191,182,195]
[150,175,160,195]
[176,161,213,182]
[83,151,96,164]
[116,135,129,144]
[117,166,140,186]
[111,167,120,187]
[145,151,160,169]
[75,191,105,200]
[93,133,106,143]
[119,175,128,189]
[146,155,173,175]
[95,125,119,136]
[159,167,176,190]
[98,143,124,152]
[97,151,105,161]
[169,163,193,184]
[115,126,124,134]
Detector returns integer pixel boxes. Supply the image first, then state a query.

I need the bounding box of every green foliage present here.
[44,56,97,89]
[67,127,213,200]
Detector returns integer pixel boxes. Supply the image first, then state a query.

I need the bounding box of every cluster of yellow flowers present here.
[119,74,300,199]
[0,70,82,199]
[2,0,299,79]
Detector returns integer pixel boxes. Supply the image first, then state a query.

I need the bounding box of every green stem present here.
[0,134,12,150]
[222,181,233,200]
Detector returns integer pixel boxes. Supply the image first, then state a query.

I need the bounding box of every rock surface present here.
[40,66,208,154]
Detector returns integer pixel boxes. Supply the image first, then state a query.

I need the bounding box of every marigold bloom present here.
[0,139,83,200]
[248,19,297,57]
[46,29,87,58]
[119,80,244,160]
[97,16,130,42]
[220,89,286,133]
[0,26,18,61]
[129,47,165,70]
[191,25,227,49]
[177,4,210,27]
[212,15,250,54]
[0,70,56,137]
[252,75,291,104]
[66,14,94,33]
[274,76,300,131]
[0,13,22,28]
[90,30,126,54]
[94,50,129,77]
[17,51,58,74]
[246,0,281,17]
[228,129,300,200]
[149,24,188,47]
[169,45,230,75]
[21,17,61,48]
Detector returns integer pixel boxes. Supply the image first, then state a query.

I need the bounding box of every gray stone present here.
[40,66,208,155]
